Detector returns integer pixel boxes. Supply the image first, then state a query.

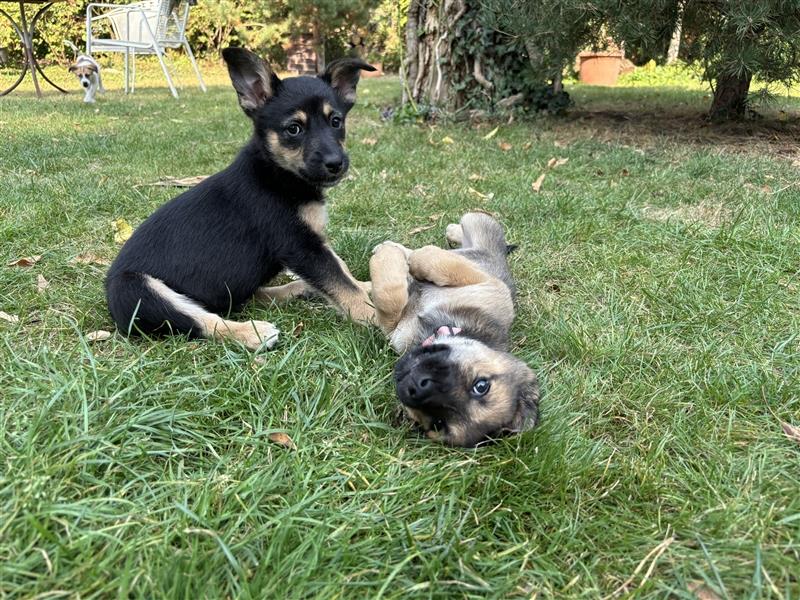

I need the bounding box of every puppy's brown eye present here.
[471,379,491,396]
[330,115,342,129]
[286,123,303,136]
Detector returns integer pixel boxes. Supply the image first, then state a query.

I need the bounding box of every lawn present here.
[1,59,799,598]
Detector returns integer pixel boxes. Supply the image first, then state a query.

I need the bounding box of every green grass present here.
[1,60,799,598]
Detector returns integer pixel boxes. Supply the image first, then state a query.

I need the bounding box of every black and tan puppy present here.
[369,213,539,447]
[106,48,376,350]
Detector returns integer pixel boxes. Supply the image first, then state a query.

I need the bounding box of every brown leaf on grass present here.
[86,330,112,342]
[112,219,133,245]
[409,224,436,235]
[36,274,49,293]
[498,141,513,151]
[468,173,485,181]
[522,141,532,150]
[361,137,378,146]
[554,140,567,148]
[687,581,722,600]
[531,173,546,192]
[440,136,455,145]
[268,432,296,450]
[137,175,209,188]
[71,253,111,266]
[782,422,800,445]
[0,311,20,324]
[428,213,444,221]
[292,321,305,337]
[7,255,42,267]
[547,157,569,168]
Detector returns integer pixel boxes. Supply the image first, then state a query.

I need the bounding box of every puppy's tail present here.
[63,40,80,59]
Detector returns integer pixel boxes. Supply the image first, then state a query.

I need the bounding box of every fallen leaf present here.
[467,187,494,200]
[268,432,296,450]
[292,321,305,337]
[7,255,41,267]
[409,224,436,235]
[554,140,567,148]
[547,157,569,168]
[36,274,49,293]
[0,311,19,324]
[71,253,111,266]
[522,142,532,150]
[428,213,444,221]
[782,422,800,445]
[112,219,133,245]
[468,173,485,181]
[498,141,513,151]
[86,330,112,342]
[482,126,499,140]
[361,137,378,146]
[441,136,455,144]
[137,175,208,188]
[687,581,722,600]
[531,173,546,192]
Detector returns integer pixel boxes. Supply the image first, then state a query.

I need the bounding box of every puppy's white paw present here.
[239,320,280,351]
[445,224,463,247]
[372,241,411,259]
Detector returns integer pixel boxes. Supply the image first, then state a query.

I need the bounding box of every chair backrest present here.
[106,0,190,46]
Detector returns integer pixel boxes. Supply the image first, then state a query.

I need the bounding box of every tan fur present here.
[322,102,334,118]
[254,279,312,303]
[369,242,411,333]
[266,131,304,175]
[291,110,308,125]
[70,65,97,76]
[408,246,491,287]
[299,202,328,237]
[144,275,278,351]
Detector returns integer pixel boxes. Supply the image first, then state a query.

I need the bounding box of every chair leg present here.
[155,47,178,99]
[130,51,136,93]
[123,48,129,94]
[183,41,206,92]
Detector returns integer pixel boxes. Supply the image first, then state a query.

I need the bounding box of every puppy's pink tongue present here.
[422,326,462,347]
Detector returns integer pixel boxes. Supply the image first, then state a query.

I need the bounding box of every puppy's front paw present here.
[372,241,411,259]
[408,245,444,283]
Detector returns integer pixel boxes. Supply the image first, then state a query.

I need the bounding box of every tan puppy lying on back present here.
[369,212,540,447]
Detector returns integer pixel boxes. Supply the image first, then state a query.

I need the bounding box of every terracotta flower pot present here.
[578,52,623,86]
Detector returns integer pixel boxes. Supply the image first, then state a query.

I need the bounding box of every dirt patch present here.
[640,200,732,228]
[554,109,800,159]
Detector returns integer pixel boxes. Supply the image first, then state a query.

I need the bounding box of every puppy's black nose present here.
[82,81,89,88]
[324,156,344,175]
[403,373,435,406]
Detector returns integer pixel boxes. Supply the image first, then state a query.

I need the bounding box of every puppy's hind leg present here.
[369,242,411,334]
[107,273,279,350]
[457,212,507,254]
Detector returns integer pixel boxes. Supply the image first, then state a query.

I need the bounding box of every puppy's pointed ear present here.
[68,65,77,73]
[222,47,279,115]
[506,372,540,434]
[318,58,376,111]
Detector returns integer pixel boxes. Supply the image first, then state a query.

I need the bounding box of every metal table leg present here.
[0,1,68,97]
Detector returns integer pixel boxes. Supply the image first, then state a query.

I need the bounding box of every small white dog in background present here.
[65,41,105,103]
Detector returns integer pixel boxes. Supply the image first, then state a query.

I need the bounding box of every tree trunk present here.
[666,2,683,64]
[402,0,479,111]
[312,20,325,71]
[709,72,751,120]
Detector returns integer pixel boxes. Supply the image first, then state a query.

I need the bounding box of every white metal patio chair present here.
[86,0,206,98]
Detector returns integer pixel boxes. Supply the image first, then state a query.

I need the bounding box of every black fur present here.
[106,48,375,337]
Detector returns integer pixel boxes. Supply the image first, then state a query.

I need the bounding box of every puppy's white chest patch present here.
[299,201,328,236]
